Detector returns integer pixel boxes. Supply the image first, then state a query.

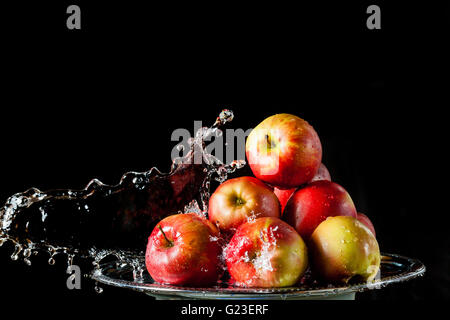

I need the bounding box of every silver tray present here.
[91,253,425,300]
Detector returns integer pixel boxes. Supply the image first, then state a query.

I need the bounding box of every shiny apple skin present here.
[357,213,376,237]
[145,213,222,286]
[309,216,381,283]
[274,163,331,213]
[208,176,281,233]
[310,163,331,182]
[246,114,322,189]
[274,187,297,213]
[225,217,308,288]
[283,180,357,239]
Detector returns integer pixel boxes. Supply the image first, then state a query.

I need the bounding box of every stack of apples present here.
[145,114,381,288]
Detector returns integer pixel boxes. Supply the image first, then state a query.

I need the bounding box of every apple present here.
[283,180,357,239]
[273,163,332,213]
[310,163,331,182]
[208,176,281,233]
[309,216,381,283]
[225,217,308,287]
[145,213,222,286]
[273,187,297,213]
[357,212,376,237]
[246,113,322,189]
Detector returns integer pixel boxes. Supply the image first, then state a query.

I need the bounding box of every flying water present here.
[0,109,245,284]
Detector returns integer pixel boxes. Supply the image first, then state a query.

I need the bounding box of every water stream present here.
[0,109,245,285]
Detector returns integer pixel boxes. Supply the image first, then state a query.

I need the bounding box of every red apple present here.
[246,114,322,189]
[283,180,357,239]
[310,163,331,182]
[357,212,376,237]
[274,163,331,213]
[208,176,281,232]
[145,213,222,286]
[225,217,308,287]
[274,187,297,213]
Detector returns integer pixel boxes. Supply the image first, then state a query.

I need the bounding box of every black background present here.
[1,0,449,316]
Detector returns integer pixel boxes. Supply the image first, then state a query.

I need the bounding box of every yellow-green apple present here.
[145,213,222,286]
[283,180,357,239]
[246,114,322,189]
[309,216,381,283]
[225,217,308,287]
[208,176,281,233]
[357,212,376,237]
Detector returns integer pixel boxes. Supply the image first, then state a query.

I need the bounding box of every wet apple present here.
[145,213,222,286]
[208,176,281,233]
[283,180,357,239]
[225,217,308,287]
[274,163,331,213]
[246,113,322,189]
[309,216,381,283]
[357,212,376,237]
[310,163,331,182]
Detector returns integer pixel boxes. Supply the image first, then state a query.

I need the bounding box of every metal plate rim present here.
[91,252,426,298]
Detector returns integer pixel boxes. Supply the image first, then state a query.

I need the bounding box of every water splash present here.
[0,109,245,283]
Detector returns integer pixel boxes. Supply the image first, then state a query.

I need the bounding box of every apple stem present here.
[158,225,174,247]
[265,134,275,149]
